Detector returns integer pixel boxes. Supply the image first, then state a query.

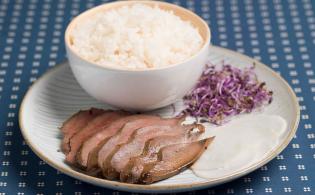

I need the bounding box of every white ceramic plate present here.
[19,46,299,193]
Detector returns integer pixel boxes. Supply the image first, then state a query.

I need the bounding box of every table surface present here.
[0,0,315,194]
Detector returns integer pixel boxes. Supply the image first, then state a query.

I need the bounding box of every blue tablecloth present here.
[0,0,314,194]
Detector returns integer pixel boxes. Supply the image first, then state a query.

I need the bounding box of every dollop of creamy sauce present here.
[191,114,287,179]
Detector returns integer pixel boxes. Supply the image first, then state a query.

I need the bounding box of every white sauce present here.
[191,114,287,179]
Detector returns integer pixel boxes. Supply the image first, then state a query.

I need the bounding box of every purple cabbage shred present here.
[182,63,273,125]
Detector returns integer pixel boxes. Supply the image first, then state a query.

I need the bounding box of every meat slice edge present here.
[60,108,105,154]
[76,115,159,170]
[65,111,128,164]
[97,116,164,169]
[120,124,204,183]
[105,123,196,180]
[141,137,214,184]
[99,116,184,179]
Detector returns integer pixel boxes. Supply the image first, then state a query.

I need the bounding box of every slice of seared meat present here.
[61,108,105,154]
[120,124,204,183]
[60,108,212,185]
[65,111,128,164]
[104,123,197,180]
[141,138,214,184]
[99,116,184,178]
[76,115,160,170]
[97,116,164,170]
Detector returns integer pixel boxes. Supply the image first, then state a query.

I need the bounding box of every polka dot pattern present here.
[0,0,314,194]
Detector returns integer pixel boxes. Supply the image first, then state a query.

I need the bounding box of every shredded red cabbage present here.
[182,62,273,125]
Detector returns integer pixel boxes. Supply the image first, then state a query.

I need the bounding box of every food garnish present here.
[182,62,273,124]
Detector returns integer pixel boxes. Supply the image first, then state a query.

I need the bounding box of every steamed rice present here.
[70,3,203,69]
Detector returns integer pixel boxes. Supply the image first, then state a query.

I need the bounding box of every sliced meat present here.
[120,124,204,183]
[141,137,214,184]
[65,111,128,164]
[76,115,161,170]
[61,108,105,154]
[104,123,197,180]
[99,116,184,177]
[60,108,212,184]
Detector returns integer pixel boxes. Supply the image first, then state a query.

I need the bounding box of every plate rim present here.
[18,46,300,193]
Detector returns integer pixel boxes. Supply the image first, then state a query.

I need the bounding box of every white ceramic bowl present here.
[65,1,211,111]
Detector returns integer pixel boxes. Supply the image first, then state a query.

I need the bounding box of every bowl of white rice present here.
[65,0,211,110]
